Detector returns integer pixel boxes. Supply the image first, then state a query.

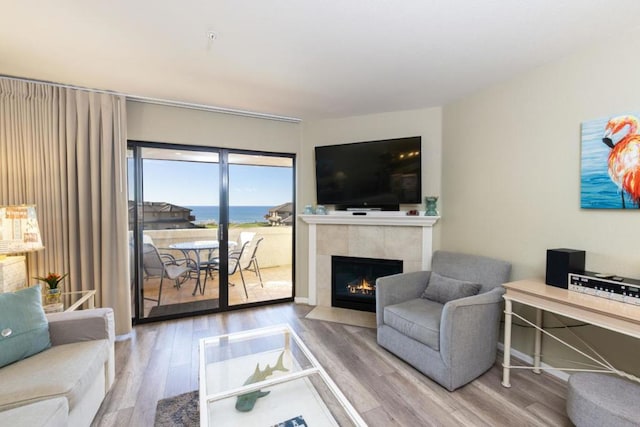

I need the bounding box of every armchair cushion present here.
[384,298,444,350]
[0,285,51,368]
[421,272,481,304]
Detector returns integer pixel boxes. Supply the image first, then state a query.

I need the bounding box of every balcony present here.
[133,225,293,318]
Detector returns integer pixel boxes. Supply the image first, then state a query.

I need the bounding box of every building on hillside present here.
[128,201,198,230]
[265,202,293,226]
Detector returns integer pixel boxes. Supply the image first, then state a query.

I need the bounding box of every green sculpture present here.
[425,196,439,216]
[235,351,288,412]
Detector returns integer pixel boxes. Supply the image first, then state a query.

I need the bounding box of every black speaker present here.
[546,249,585,289]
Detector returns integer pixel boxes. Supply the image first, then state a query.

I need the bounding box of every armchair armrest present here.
[443,286,505,311]
[376,271,431,327]
[439,287,505,365]
[46,308,115,346]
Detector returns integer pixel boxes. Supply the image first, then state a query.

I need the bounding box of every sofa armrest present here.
[376,271,431,327]
[46,308,115,346]
[439,287,505,365]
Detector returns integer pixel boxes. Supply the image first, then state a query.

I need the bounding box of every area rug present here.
[155,390,199,427]
[305,306,376,328]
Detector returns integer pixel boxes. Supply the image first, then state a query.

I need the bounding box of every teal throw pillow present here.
[0,284,51,367]
[421,272,481,304]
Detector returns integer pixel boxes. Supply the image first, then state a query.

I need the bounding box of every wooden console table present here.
[501,279,640,387]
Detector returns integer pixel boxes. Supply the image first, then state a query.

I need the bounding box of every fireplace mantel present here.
[300,213,440,306]
[300,212,439,227]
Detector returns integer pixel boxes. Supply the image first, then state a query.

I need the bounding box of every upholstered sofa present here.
[0,306,115,426]
[376,250,511,391]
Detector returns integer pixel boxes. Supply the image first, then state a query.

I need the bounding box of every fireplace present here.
[332,256,403,312]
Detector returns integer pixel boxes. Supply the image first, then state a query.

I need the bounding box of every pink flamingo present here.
[602,115,640,208]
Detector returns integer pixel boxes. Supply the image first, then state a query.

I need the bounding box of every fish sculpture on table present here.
[235,350,289,412]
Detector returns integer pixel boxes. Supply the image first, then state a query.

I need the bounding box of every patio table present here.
[169,240,236,295]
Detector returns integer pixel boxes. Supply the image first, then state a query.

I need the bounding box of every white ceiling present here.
[1,1,639,120]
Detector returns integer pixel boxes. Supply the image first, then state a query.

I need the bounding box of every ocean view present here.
[186,205,271,224]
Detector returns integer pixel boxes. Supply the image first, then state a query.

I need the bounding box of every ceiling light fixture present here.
[206,31,218,41]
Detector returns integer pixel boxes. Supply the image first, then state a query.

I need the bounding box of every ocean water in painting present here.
[581,113,639,209]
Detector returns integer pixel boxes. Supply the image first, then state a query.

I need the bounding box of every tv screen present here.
[315,136,421,209]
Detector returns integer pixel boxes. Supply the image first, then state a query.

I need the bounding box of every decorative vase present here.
[425,196,439,216]
[45,288,62,305]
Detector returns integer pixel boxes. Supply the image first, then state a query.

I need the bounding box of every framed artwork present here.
[581,113,640,209]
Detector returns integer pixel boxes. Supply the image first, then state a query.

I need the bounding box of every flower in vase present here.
[34,272,68,290]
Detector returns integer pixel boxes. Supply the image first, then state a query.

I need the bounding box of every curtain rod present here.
[0,74,301,123]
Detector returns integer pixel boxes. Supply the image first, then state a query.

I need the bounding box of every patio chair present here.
[244,237,264,288]
[203,236,264,299]
[199,233,253,284]
[238,231,256,248]
[141,243,191,306]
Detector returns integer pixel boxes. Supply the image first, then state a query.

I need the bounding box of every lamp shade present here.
[0,205,44,254]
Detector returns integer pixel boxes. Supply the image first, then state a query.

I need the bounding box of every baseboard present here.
[294,297,309,305]
[498,342,569,382]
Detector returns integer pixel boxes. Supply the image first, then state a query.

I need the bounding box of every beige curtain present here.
[0,78,131,335]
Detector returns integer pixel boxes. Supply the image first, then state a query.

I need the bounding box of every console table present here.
[501,279,640,387]
[43,290,96,313]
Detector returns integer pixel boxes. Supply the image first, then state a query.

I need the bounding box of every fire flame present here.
[347,277,375,295]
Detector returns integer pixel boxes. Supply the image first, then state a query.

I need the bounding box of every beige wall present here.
[442,31,640,375]
[297,108,443,298]
[127,101,301,151]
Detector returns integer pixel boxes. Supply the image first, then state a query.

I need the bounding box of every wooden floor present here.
[93,303,572,426]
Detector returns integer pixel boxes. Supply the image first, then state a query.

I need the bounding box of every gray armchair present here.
[376,250,511,391]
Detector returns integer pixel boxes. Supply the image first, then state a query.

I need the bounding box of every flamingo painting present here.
[602,115,640,208]
[581,113,640,209]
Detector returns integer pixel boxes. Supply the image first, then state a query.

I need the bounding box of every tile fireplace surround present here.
[300,212,440,306]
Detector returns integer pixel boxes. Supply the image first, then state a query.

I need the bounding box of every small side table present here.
[43,290,96,313]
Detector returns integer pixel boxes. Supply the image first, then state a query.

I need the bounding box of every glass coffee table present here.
[199,324,366,427]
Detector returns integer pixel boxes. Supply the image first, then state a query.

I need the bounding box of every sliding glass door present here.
[226,152,294,306]
[128,142,294,321]
[129,144,222,320]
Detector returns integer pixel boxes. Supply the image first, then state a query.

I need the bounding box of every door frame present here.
[128,140,296,324]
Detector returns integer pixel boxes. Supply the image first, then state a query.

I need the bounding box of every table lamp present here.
[0,205,44,293]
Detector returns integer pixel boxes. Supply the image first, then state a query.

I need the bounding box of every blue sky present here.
[136,160,293,206]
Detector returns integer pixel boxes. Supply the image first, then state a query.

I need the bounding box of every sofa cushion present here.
[0,397,68,427]
[0,284,51,368]
[421,272,481,304]
[384,298,444,350]
[0,338,109,412]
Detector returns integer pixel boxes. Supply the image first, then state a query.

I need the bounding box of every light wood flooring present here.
[93,303,571,426]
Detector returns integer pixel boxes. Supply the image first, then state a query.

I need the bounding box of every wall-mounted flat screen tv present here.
[315,136,421,210]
